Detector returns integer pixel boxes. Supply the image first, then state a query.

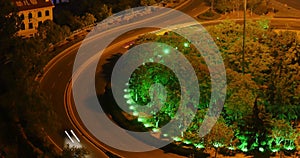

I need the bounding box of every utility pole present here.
[242,0,247,74]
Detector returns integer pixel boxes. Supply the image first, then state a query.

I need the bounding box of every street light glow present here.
[183,42,189,48]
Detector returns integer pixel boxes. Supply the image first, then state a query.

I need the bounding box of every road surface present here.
[40,0,208,157]
[40,1,300,157]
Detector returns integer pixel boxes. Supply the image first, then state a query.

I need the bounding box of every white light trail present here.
[70,130,80,142]
[65,130,74,143]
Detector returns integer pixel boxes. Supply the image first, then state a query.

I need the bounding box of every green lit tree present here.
[269,119,298,156]
[204,118,235,158]
[264,31,300,122]
[95,21,300,157]
[237,97,273,157]
[128,63,181,128]
[224,70,258,124]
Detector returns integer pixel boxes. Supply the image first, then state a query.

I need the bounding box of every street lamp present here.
[242,0,247,74]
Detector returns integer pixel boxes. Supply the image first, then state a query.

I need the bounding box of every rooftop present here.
[12,0,54,11]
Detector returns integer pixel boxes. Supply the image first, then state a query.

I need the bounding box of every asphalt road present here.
[275,0,300,10]
[40,0,208,157]
[40,0,300,157]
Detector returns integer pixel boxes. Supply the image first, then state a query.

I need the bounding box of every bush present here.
[197,10,221,20]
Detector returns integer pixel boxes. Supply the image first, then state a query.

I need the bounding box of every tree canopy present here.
[101,20,300,157]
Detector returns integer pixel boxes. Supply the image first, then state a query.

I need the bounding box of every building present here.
[12,0,54,37]
[51,0,69,4]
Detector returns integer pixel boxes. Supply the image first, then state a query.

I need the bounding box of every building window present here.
[38,11,42,17]
[28,13,32,19]
[21,23,25,30]
[38,21,42,27]
[45,10,50,16]
[29,23,33,29]
[20,14,24,20]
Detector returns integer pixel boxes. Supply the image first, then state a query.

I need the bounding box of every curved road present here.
[40,0,208,157]
[40,1,300,157]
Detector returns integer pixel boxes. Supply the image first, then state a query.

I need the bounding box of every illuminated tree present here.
[237,97,272,156]
[204,119,235,158]
[224,70,258,123]
[98,22,300,157]
[269,119,298,156]
[128,63,181,129]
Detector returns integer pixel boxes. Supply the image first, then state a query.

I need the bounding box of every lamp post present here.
[242,0,247,74]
